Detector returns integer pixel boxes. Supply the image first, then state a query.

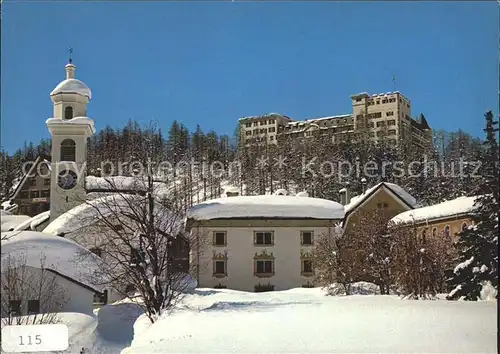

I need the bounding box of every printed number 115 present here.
[19,335,42,345]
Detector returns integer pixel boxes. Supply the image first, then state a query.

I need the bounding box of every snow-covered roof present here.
[273,189,288,196]
[1,231,105,292]
[238,113,289,121]
[1,214,32,232]
[187,195,345,221]
[43,193,182,237]
[50,78,92,99]
[46,117,96,134]
[43,193,137,236]
[345,182,418,214]
[13,210,51,231]
[287,114,352,125]
[221,186,240,197]
[390,196,477,225]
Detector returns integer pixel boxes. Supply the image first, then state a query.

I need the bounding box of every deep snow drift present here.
[122,288,497,353]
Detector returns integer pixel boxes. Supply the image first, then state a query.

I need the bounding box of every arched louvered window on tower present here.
[60,139,76,161]
[64,106,73,120]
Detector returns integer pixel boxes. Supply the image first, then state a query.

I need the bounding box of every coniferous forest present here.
[0,117,489,208]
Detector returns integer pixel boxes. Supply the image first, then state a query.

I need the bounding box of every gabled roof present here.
[9,155,51,200]
[342,182,418,227]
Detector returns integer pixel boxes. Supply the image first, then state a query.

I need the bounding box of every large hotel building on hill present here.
[238,91,432,148]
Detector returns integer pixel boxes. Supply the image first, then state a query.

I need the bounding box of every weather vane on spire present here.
[68,47,73,64]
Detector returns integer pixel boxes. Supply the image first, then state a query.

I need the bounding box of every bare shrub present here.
[1,253,67,326]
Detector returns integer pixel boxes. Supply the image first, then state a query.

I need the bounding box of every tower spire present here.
[65,48,76,79]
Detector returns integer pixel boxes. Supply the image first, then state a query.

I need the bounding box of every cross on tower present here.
[68,47,73,64]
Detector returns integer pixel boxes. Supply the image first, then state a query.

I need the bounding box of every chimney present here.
[361,177,367,194]
[344,182,350,205]
[339,188,346,205]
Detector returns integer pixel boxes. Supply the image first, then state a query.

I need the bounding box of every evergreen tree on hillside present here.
[446,111,499,300]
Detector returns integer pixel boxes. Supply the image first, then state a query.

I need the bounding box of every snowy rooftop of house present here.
[345,182,419,214]
[43,193,139,236]
[43,193,182,237]
[13,210,51,231]
[50,78,92,99]
[187,195,345,221]
[1,231,105,292]
[390,196,477,225]
[1,214,32,232]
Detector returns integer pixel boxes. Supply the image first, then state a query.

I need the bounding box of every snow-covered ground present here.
[1,287,496,353]
[120,288,496,354]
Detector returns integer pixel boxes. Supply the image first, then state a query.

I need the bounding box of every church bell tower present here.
[47,58,95,221]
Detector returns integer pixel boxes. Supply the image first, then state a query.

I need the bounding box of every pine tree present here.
[446,111,499,300]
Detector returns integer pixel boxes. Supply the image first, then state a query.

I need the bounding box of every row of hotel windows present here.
[355,96,410,108]
[369,130,397,138]
[212,231,314,246]
[18,189,50,199]
[25,178,51,187]
[357,112,410,121]
[213,258,314,277]
[244,119,276,128]
[245,127,277,136]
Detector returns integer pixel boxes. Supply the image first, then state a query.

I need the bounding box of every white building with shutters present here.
[185,192,344,292]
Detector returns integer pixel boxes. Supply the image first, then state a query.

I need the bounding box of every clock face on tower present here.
[58,170,78,190]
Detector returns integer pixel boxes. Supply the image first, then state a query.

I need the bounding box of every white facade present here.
[0,266,95,317]
[190,222,339,292]
[187,194,344,292]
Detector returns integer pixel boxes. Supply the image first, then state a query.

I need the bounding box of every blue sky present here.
[1,1,498,153]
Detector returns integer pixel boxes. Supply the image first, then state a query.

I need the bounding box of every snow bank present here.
[123,287,497,353]
[1,231,106,291]
[96,302,144,343]
[187,195,345,220]
[391,196,477,225]
[296,191,309,197]
[1,209,12,215]
[1,214,31,232]
[345,182,418,214]
[172,273,197,293]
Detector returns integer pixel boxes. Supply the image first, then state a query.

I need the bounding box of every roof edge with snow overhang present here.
[389,196,478,227]
[186,195,345,227]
